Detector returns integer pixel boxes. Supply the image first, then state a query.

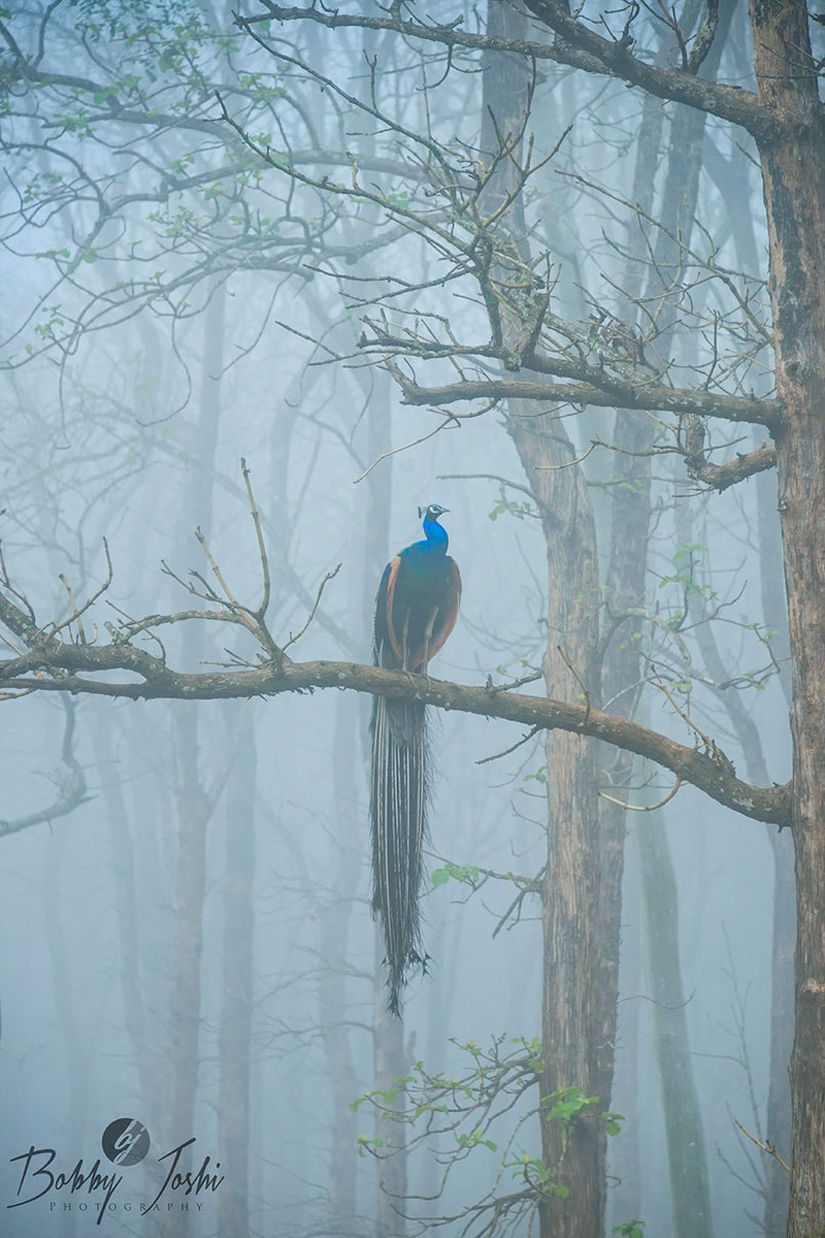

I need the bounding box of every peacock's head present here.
[418,503,449,523]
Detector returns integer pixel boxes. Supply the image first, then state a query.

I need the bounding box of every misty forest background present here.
[0,2,805,1236]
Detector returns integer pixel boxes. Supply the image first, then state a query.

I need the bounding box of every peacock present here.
[370,503,462,1014]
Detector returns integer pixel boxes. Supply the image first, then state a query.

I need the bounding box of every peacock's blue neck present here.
[421,514,449,554]
[400,513,450,562]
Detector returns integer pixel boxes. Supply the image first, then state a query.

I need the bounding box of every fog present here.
[0,3,798,1237]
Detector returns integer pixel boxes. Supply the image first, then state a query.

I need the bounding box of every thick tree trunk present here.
[777,364,825,1238]
[752,442,794,1236]
[512,419,603,1233]
[481,8,605,1231]
[750,3,825,1233]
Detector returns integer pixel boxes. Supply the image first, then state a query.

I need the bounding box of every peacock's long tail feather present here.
[370,694,430,1015]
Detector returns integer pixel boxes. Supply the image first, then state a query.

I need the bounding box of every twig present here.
[352,412,459,484]
[50,538,113,641]
[476,726,540,766]
[732,1119,791,1175]
[281,564,342,654]
[195,526,241,609]
[600,775,682,812]
[241,457,271,619]
[557,644,591,722]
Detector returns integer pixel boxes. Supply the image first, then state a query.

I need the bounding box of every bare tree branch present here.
[0,639,790,827]
[388,367,780,428]
[252,4,778,139]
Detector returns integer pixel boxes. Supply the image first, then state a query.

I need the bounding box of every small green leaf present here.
[613,1221,645,1238]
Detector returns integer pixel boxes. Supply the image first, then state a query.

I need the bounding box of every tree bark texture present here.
[754,462,794,1238]
[481,7,606,1232]
[512,413,603,1234]
[750,2,825,1233]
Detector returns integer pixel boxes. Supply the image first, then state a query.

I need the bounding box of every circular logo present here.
[101,1118,150,1166]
